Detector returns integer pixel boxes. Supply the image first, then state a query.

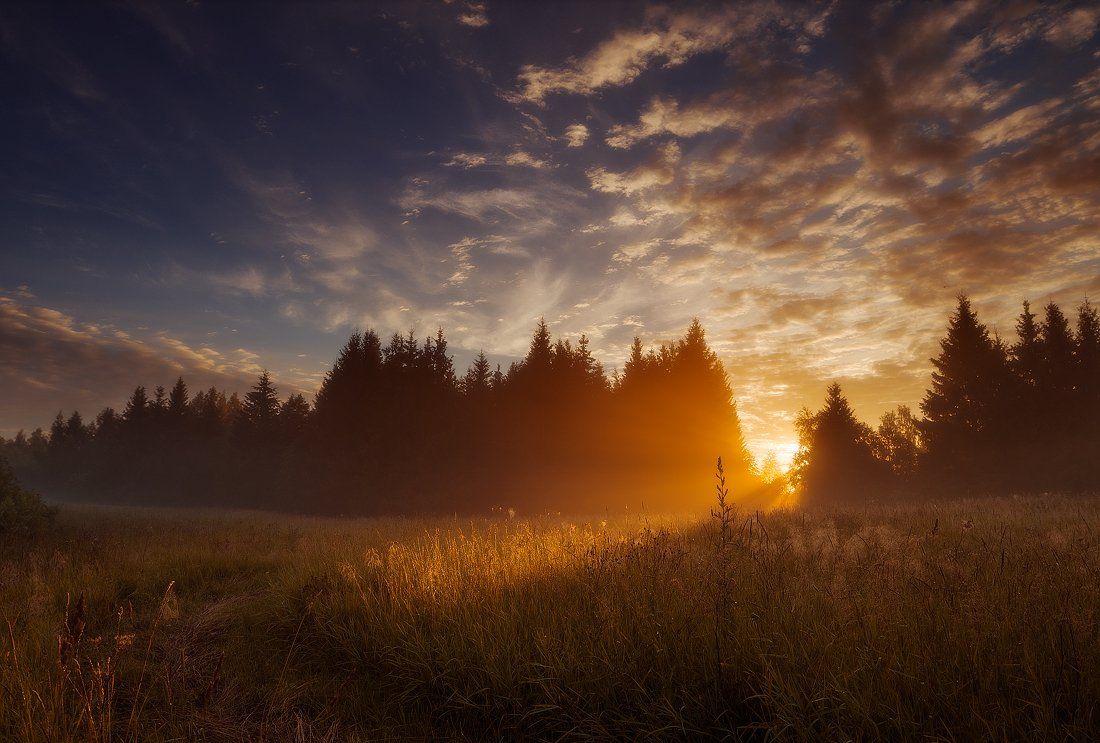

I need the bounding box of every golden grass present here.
[2,495,1099,740]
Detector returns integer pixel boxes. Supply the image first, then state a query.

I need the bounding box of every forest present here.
[3,296,1099,514]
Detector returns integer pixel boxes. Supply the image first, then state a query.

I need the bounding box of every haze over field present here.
[2,1,1099,463]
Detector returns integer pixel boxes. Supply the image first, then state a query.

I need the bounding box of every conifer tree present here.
[575,335,607,391]
[793,383,887,502]
[463,351,493,396]
[428,328,456,389]
[65,411,87,445]
[243,371,279,424]
[622,337,649,384]
[1076,300,1100,412]
[1012,301,1043,387]
[279,394,311,437]
[123,386,149,424]
[1039,302,1076,420]
[168,377,190,417]
[49,412,66,446]
[529,318,552,367]
[921,296,1011,491]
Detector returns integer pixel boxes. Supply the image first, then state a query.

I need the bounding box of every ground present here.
[2,495,1098,741]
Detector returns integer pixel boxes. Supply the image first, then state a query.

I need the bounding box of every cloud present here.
[401,186,546,221]
[504,150,549,168]
[211,156,383,297]
[1044,6,1100,48]
[563,123,589,147]
[587,141,680,195]
[398,174,585,225]
[611,238,661,264]
[446,152,489,168]
[605,70,834,148]
[456,2,489,28]
[512,5,802,103]
[445,151,550,169]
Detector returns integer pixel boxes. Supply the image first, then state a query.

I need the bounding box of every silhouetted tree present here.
[1012,301,1043,387]
[1039,302,1076,423]
[242,371,279,425]
[794,383,888,503]
[875,405,922,482]
[463,351,493,396]
[123,387,149,425]
[168,377,190,418]
[921,296,1011,493]
[280,394,311,435]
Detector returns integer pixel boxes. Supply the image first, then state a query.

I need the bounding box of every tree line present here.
[792,297,1100,502]
[1,320,763,514]
[4,297,1098,513]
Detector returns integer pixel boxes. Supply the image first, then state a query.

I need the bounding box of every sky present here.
[1,0,1099,465]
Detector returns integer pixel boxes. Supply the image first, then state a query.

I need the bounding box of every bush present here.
[0,457,54,539]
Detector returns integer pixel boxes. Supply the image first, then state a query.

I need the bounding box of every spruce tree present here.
[920,296,1010,492]
[1012,301,1043,387]
[527,318,553,371]
[168,377,190,417]
[1076,300,1100,412]
[123,386,149,424]
[1039,302,1076,411]
[429,328,456,389]
[279,394,311,437]
[1074,300,1100,488]
[575,335,607,391]
[463,351,493,396]
[243,371,279,424]
[794,383,887,503]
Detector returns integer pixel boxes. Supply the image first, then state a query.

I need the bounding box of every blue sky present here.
[2,0,1099,463]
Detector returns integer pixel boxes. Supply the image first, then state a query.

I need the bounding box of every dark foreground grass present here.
[1,495,1098,741]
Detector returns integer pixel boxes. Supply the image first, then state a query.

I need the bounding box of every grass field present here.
[2,494,1099,741]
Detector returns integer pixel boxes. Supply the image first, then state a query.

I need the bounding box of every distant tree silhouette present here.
[462,351,493,396]
[168,377,190,418]
[1012,301,1043,388]
[920,296,1012,493]
[793,383,888,503]
[1072,301,1100,488]
[1076,301,1100,420]
[1076,301,1100,400]
[1039,302,1076,424]
[242,371,279,425]
[152,385,168,417]
[123,386,149,424]
[280,394,310,433]
[875,405,922,482]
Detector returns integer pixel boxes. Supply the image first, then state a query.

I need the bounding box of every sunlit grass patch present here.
[2,496,1099,740]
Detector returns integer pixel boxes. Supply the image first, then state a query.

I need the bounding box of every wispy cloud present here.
[563,123,589,147]
[456,2,489,28]
[511,5,812,104]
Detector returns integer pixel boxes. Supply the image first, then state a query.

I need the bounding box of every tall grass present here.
[2,494,1099,740]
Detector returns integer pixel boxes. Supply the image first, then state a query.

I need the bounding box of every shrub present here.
[0,457,54,539]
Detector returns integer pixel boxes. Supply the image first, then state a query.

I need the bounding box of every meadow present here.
[2,492,1098,741]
